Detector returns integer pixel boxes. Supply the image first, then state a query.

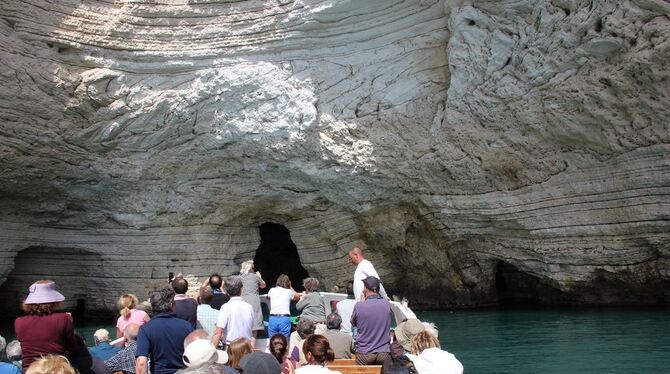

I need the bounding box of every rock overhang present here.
[0,0,669,313]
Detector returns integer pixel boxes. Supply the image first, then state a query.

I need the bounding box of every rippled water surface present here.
[417,308,670,374]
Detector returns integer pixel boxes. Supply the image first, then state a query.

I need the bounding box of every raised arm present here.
[256,271,267,289]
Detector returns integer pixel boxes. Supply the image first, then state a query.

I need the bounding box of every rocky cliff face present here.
[0,0,669,314]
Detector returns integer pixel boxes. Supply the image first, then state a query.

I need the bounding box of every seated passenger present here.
[225,338,253,373]
[0,335,20,374]
[295,335,340,374]
[26,355,76,374]
[104,324,139,374]
[89,329,120,361]
[321,313,353,359]
[239,352,281,374]
[289,319,315,366]
[269,333,294,374]
[405,331,463,374]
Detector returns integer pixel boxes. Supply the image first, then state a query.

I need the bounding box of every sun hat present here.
[24,281,65,304]
[362,276,381,293]
[395,318,426,351]
[239,351,281,374]
[182,339,218,367]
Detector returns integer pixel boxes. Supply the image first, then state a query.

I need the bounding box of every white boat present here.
[255,292,417,349]
[110,292,417,349]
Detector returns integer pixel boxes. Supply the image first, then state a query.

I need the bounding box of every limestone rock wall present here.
[0,0,669,313]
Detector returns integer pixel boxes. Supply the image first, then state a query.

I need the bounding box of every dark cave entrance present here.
[253,222,309,291]
[495,260,568,306]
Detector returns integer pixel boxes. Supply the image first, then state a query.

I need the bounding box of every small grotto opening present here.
[495,260,568,306]
[253,222,309,291]
[0,246,111,322]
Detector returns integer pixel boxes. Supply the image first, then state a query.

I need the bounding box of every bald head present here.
[348,247,364,265]
[124,324,140,342]
[184,329,210,349]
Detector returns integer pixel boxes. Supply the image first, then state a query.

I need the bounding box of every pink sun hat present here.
[24,281,65,304]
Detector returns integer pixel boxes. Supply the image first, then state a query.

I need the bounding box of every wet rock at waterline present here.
[0,0,669,316]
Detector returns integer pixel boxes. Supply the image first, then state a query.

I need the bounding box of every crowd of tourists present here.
[2,247,463,374]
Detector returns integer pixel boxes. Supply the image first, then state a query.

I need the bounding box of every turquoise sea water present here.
[417,308,670,374]
[3,308,669,372]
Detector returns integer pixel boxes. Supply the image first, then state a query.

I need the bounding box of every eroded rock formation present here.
[1,0,669,314]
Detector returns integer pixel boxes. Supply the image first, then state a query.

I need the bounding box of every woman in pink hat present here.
[14,280,76,371]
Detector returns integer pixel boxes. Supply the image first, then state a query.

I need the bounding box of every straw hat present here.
[395,318,426,351]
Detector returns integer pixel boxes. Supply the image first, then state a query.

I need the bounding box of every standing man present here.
[351,276,393,371]
[349,247,387,301]
[196,286,219,337]
[172,277,198,329]
[211,276,254,348]
[207,273,230,310]
[135,288,194,374]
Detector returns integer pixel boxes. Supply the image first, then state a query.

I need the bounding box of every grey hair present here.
[224,275,243,297]
[150,287,176,314]
[6,340,21,361]
[326,312,342,330]
[0,335,5,351]
[239,260,254,274]
[199,286,214,304]
[303,277,320,292]
[296,318,315,338]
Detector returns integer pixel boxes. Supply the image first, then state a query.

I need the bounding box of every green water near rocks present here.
[417,307,670,374]
[3,307,669,372]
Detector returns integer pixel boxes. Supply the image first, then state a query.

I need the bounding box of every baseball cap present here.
[362,276,381,292]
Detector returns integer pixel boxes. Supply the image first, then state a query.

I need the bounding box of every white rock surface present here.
[0,0,668,312]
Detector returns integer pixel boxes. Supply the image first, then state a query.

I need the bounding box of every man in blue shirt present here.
[135,288,194,374]
[89,329,120,361]
[0,336,21,374]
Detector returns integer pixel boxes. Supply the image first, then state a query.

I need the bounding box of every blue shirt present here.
[136,313,194,374]
[89,341,121,361]
[0,363,20,374]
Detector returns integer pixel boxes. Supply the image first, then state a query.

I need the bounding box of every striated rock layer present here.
[0,0,669,314]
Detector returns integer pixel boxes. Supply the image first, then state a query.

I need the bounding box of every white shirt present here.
[353,259,388,301]
[406,348,463,374]
[335,299,356,333]
[296,365,342,374]
[268,287,295,315]
[215,296,254,344]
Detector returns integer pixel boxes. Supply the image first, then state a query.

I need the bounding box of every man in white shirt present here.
[335,281,356,334]
[211,276,254,347]
[349,247,388,301]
